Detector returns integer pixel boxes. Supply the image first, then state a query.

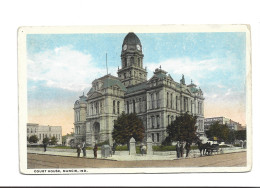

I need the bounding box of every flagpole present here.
[106,53,108,75]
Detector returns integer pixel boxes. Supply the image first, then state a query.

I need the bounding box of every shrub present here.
[153,145,176,151]
[115,145,128,151]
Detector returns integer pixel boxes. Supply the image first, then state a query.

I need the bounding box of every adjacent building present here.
[74,32,205,146]
[27,123,62,145]
[204,117,244,131]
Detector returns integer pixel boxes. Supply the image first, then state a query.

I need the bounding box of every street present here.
[28,151,246,168]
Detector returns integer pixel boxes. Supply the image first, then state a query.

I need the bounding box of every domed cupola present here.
[118,32,147,87]
[122,32,142,52]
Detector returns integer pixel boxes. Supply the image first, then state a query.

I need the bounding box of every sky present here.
[27,32,246,135]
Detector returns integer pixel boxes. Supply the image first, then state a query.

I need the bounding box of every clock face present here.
[136,44,141,51]
[123,44,127,51]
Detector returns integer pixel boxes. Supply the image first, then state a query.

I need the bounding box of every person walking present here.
[93,144,98,159]
[76,144,81,157]
[180,142,184,158]
[112,141,117,155]
[185,142,191,158]
[43,142,47,152]
[82,142,86,158]
[176,141,180,159]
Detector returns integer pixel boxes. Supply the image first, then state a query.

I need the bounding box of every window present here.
[152,133,154,142]
[96,102,99,114]
[151,93,154,109]
[176,96,178,110]
[156,115,160,128]
[171,93,173,109]
[113,100,116,114]
[127,101,129,114]
[117,101,120,114]
[157,133,159,142]
[27,128,29,133]
[171,116,174,123]
[138,58,140,67]
[124,58,127,67]
[133,100,136,113]
[151,116,155,128]
[191,100,193,113]
[124,73,126,79]
[168,115,170,125]
[39,134,41,139]
[167,92,169,108]
[130,57,134,65]
[156,92,160,108]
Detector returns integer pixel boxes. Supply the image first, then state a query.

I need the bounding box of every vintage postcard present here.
[18,25,251,174]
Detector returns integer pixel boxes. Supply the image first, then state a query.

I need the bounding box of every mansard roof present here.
[126,82,147,94]
[102,75,127,91]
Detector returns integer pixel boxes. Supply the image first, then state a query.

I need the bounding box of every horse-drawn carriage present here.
[197,140,220,156]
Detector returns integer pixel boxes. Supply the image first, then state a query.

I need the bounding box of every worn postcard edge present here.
[18,25,252,174]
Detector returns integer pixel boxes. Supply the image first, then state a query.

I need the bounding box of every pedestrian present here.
[142,145,147,155]
[43,143,47,152]
[93,144,98,159]
[82,142,86,158]
[140,144,144,156]
[180,142,184,158]
[77,144,81,157]
[112,141,116,155]
[176,141,180,159]
[185,142,191,158]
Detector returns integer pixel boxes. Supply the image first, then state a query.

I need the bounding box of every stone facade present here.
[27,123,62,144]
[74,32,205,146]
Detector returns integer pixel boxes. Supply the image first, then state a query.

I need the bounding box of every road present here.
[28,151,246,168]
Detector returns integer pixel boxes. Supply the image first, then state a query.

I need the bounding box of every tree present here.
[112,112,145,145]
[235,130,246,141]
[29,135,39,143]
[42,137,50,145]
[165,112,198,144]
[50,136,58,145]
[206,122,230,142]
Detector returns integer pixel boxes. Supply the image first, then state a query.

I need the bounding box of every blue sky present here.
[27,32,247,134]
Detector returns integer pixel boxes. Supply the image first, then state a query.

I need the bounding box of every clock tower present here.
[117,32,147,87]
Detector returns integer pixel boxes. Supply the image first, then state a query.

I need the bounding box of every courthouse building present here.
[27,123,62,145]
[74,32,205,146]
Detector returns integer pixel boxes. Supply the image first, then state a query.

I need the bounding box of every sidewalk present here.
[27,147,247,161]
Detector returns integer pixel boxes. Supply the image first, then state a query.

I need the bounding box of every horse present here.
[196,140,208,156]
[204,142,220,156]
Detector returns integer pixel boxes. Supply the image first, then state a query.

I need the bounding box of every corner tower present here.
[117,32,147,87]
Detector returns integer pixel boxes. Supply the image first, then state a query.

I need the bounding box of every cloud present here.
[27,46,115,91]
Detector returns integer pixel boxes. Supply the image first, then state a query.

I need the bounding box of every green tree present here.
[29,135,39,143]
[235,130,246,140]
[50,136,58,145]
[165,112,198,144]
[42,137,50,145]
[112,112,145,145]
[206,122,230,142]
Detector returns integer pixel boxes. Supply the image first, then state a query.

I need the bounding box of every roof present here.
[123,32,141,46]
[126,82,147,94]
[102,77,127,92]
